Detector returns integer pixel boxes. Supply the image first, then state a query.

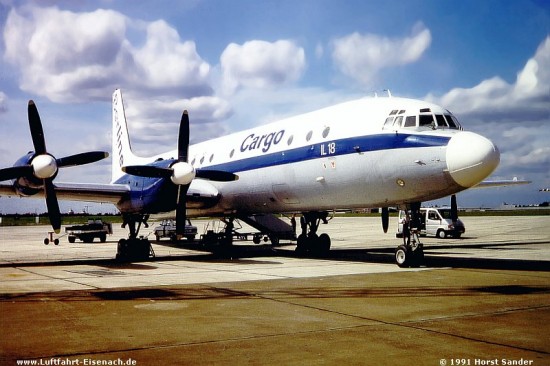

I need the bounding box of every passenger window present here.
[230,149,235,158]
[322,126,330,138]
[306,131,313,141]
[404,116,416,127]
[209,154,214,163]
[419,114,434,127]
[287,135,294,145]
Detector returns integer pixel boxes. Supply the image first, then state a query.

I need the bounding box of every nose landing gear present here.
[395,203,425,267]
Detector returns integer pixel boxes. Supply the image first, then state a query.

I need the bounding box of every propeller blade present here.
[196,169,239,182]
[44,179,61,233]
[176,184,190,236]
[451,194,458,223]
[57,151,109,168]
[0,166,33,181]
[381,207,389,233]
[28,100,47,154]
[122,165,173,178]
[178,110,190,162]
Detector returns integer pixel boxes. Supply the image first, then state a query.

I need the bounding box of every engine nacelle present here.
[10,152,55,196]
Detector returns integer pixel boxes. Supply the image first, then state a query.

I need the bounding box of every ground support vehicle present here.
[154,219,197,242]
[396,207,465,239]
[65,219,113,243]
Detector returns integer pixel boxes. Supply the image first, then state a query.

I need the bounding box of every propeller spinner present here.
[0,101,109,233]
[122,110,238,238]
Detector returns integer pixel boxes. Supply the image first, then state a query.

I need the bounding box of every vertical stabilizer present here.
[111,89,138,183]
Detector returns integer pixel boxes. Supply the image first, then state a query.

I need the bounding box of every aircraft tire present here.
[395,245,410,267]
[318,233,331,253]
[295,234,308,254]
[411,247,424,267]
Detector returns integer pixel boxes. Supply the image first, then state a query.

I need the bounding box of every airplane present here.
[0,89,526,267]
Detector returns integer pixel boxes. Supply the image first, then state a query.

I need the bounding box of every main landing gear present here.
[116,214,155,261]
[395,203,424,267]
[295,211,331,256]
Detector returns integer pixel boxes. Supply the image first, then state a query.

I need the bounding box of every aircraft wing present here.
[474,178,531,188]
[0,179,221,207]
[0,182,130,205]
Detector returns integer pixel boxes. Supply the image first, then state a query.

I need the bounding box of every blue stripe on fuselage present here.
[112,133,450,214]
[205,133,451,173]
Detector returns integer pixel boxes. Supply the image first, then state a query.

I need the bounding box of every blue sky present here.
[0,0,549,214]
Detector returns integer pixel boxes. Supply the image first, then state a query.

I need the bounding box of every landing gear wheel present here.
[318,233,331,254]
[395,245,424,268]
[395,245,409,267]
[413,246,424,266]
[295,234,309,254]
[116,238,153,261]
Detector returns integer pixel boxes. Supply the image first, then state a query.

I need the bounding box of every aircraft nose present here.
[446,132,500,188]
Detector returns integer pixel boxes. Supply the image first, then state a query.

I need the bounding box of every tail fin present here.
[111,89,139,183]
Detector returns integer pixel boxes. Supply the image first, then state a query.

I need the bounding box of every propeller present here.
[381,207,389,233]
[450,194,458,223]
[122,110,238,237]
[0,100,109,233]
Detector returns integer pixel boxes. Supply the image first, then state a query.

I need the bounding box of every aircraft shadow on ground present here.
[1,240,549,272]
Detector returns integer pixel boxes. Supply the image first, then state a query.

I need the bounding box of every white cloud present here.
[426,37,550,192]
[120,92,232,156]
[3,6,213,102]
[427,36,550,122]
[4,6,129,101]
[0,91,7,113]
[220,40,306,95]
[2,4,229,158]
[331,22,431,86]
[131,20,211,95]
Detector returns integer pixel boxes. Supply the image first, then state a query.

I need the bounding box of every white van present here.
[396,208,465,239]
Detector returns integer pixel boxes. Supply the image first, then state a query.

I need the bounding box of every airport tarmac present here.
[1,216,549,365]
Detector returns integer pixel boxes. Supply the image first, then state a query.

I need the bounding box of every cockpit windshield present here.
[419,114,434,127]
[383,108,463,130]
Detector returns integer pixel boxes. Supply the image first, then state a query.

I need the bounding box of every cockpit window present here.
[419,114,434,127]
[393,116,403,128]
[404,116,416,127]
[384,109,463,130]
[444,114,460,129]
[435,114,448,127]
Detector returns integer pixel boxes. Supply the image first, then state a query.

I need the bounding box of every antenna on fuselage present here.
[383,89,392,97]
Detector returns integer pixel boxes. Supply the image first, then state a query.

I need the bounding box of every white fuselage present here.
[130,96,499,217]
